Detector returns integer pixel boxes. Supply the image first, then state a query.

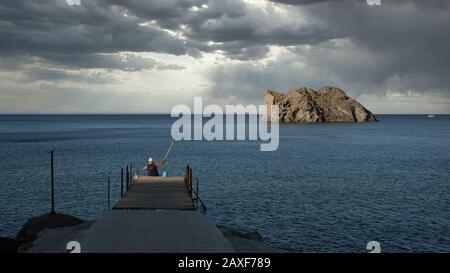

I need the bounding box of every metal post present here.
[120,168,124,197]
[49,150,55,214]
[126,165,129,191]
[189,168,193,195]
[196,178,199,208]
[185,163,190,185]
[130,164,133,186]
[107,177,111,209]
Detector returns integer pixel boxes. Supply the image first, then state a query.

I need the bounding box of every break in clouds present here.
[0,0,449,113]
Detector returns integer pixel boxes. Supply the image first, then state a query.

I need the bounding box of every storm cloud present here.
[0,0,449,113]
[204,0,450,105]
[0,0,188,64]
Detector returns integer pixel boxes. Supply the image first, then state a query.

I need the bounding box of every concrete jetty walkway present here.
[79,165,234,253]
[80,210,235,253]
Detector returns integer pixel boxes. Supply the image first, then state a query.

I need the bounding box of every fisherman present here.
[143,157,166,176]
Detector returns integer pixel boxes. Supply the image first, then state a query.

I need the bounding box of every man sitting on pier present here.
[143,157,165,176]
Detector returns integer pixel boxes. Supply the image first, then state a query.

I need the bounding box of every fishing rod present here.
[162,140,175,162]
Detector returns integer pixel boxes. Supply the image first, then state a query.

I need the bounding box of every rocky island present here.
[264,86,377,122]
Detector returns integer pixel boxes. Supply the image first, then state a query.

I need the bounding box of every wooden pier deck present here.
[114,176,195,210]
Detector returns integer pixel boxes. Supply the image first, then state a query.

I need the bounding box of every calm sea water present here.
[0,114,449,252]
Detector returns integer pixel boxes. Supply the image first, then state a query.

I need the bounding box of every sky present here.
[0,0,449,114]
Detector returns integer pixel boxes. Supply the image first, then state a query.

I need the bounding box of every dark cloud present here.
[1,0,450,113]
[2,0,449,64]
[108,0,338,60]
[0,0,187,66]
[296,0,450,94]
[204,0,450,101]
[221,45,271,61]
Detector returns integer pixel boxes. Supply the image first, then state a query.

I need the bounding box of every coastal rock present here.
[264,86,377,122]
[16,212,85,251]
[23,222,93,253]
[217,225,290,253]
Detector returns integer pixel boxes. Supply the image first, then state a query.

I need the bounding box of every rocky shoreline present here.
[1,213,289,253]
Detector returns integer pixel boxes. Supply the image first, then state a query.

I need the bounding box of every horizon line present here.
[0,113,448,115]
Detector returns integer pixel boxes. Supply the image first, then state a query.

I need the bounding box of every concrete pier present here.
[78,165,234,252]
[80,210,234,253]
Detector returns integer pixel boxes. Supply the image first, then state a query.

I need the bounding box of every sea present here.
[0,114,449,252]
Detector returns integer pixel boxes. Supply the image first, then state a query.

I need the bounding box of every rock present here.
[217,225,264,241]
[16,212,85,251]
[264,86,378,122]
[23,221,93,253]
[217,225,291,253]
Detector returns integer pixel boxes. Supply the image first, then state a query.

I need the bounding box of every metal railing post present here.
[189,168,193,195]
[120,168,124,197]
[126,165,129,191]
[49,150,55,214]
[130,164,133,186]
[107,177,111,209]
[184,163,189,185]
[196,178,199,209]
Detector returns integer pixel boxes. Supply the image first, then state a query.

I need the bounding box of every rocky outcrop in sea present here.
[264,86,377,122]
